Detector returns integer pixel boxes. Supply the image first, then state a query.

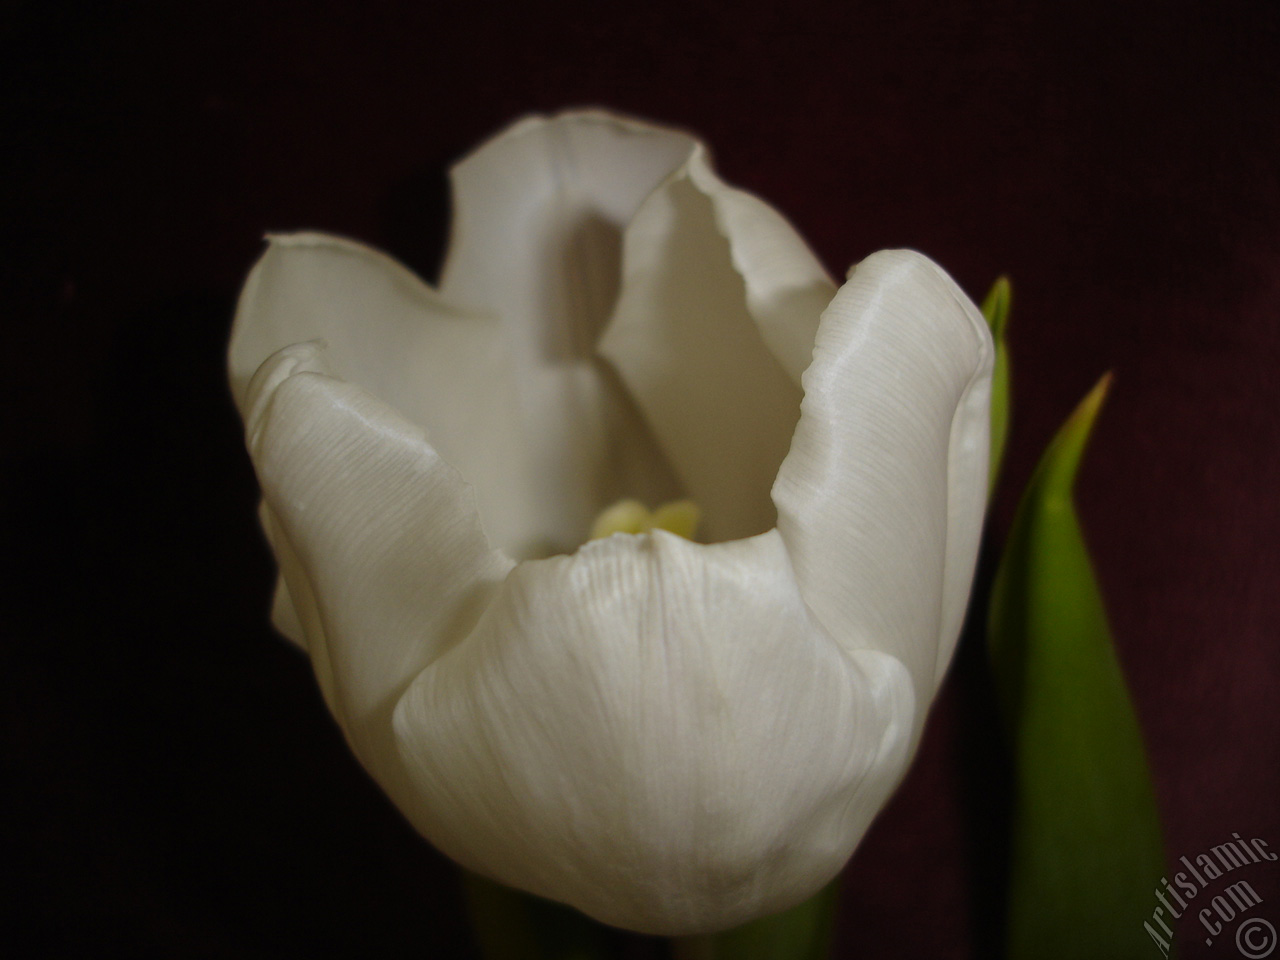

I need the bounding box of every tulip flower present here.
[229,110,993,935]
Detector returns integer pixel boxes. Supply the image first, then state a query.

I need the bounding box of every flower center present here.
[589,498,701,541]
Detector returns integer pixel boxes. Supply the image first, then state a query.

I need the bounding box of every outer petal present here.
[230,232,503,424]
[599,149,836,542]
[772,250,993,738]
[227,232,550,554]
[392,529,914,935]
[244,341,514,819]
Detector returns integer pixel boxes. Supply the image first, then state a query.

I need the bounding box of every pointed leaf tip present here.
[1038,372,1113,506]
[982,275,1013,498]
[987,370,1165,960]
[981,275,1012,338]
[1073,369,1112,427]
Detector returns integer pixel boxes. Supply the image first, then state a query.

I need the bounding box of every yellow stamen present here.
[589,499,702,542]
[589,499,651,539]
[650,500,701,540]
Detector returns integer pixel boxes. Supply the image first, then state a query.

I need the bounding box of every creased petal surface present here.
[773,250,993,736]
[245,342,513,819]
[393,529,913,935]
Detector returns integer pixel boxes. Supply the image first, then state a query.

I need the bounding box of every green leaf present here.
[987,374,1167,960]
[462,872,617,960]
[981,276,1012,497]
[671,882,838,960]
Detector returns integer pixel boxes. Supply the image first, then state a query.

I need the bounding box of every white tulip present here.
[229,110,992,935]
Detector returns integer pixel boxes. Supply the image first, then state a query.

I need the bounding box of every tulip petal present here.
[230,232,500,423]
[440,111,703,551]
[441,110,696,332]
[228,232,568,556]
[773,250,993,732]
[681,158,837,388]
[599,150,835,543]
[393,529,914,936]
[244,341,514,817]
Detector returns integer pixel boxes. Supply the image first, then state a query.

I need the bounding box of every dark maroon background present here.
[5,1,1278,957]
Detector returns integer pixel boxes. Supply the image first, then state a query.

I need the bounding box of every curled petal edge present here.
[773,249,993,740]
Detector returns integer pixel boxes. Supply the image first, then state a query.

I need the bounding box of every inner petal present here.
[599,166,808,542]
[439,112,700,558]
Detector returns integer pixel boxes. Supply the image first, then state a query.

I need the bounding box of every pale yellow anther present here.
[650,500,701,540]
[589,499,702,542]
[590,500,651,540]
